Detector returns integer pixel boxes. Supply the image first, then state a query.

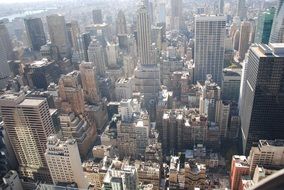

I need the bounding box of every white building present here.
[106,42,119,68]
[115,77,133,101]
[88,39,106,76]
[194,15,226,85]
[45,135,88,188]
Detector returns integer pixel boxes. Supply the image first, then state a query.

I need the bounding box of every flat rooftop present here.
[19,98,45,107]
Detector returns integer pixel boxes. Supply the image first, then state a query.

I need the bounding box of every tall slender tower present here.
[219,0,224,14]
[88,39,106,76]
[46,14,70,58]
[92,9,103,24]
[238,21,251,61]
[79,61,100,104]
[24,17,46,51]
[239,43,284,154]
[137,5,151,65]
[237,0,247,20]
[0,38,10,89]
[116,10,127,35]
[0,23,13,60]
[0,93,55,182]
[194,15,226,85]
[269,0,284,43]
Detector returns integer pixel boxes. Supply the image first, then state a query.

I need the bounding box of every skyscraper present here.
[66,21,80,50]
[137,5,151,65]
[88,39,106,76]
[237,0,247,20]
[46,14,70,58]
[169,0,183,30]
[79,61,100,104]
[0,23,13,60]
[194,15,226,85]
[269,0,284,43]
[0,93,55,182]
[240,43,284,154]
[238,21,251,61]
[24,17,46,51]
[0,38,11,89]
[219,0,224,14]
[45,135,88,188]
[254,8,276,44]
[78,32,91,62]
[116,10,127,35]
[92,9,103,24]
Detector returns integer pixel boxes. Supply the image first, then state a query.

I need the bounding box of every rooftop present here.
[19,98,45,107]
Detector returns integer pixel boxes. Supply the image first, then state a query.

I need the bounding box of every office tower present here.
[23,58,61,90]
[194,15,226,85]
[88,39,106,76]
[238,21,251,61]
[137,5,151,65]
[106,42,119,68]
[219,0,224,14]
[240,43,284,154]
[169,0,183,30]
[78,32,91,62]
[66,21,80,50]
[24,17,46,51]
[79,61,100,103]
[237,0,247,20]
[115,77,133,100]
[58,71,85,114]
[199,75,221,122]
[0,39,11,89]
[248,140,284,176]
[92,9,103,24]
[233,30,240,51]
[46,14,70,58]
[45,135,88,188]
[0,93,55,182]
[116,10,127,35]
[254,8,276,44]
[60,113,95,158]
[222,68,242,102]
[270,0,284,43]
[0,23,13,60]
[230,155,250,190]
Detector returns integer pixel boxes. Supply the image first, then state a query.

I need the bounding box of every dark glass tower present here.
[240,43,284,155]
[270,0,284,43]
[24,17,46,51]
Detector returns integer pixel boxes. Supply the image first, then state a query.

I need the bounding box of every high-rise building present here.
[46,14,70,58]
[58,71,85,114]
[0,38,10,89]
[137,5,151,66]
[45,135,88,188]
[0,93,55,182]
[24,17,46,51]
[219,0,224,14]
[88,39,106,76]
[116,10,127,35]
[240,43,284,154]
[79,61,100,103]
[66,21,80,50]
[194,15,226,85]
[0,23,13,61]
[237,0,247,20]
[92,9,103,24]
[106,42,119,68]
[78,32,92,62]
[248,140,284,176]
[168,0,183,30]
[230,155,250,190]
[254,8,276,44]
[238,21,251,61]
[222,68,242,102]
[269,0,284,43]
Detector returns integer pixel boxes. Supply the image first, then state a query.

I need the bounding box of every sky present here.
[0,0,53,4]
